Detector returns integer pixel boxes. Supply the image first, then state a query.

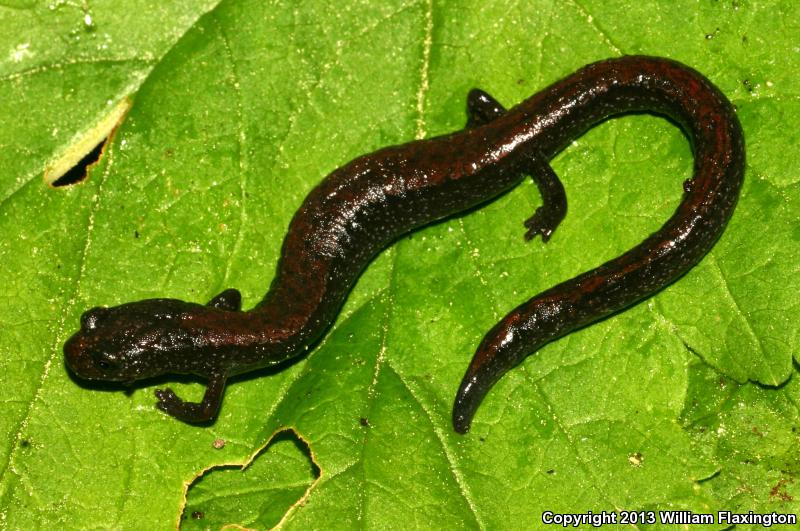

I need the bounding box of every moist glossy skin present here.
[64,56,745,432]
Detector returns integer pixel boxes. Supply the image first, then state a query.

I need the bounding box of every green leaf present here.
[2,0,798,528]
[681,359,800,516]
[182,431,319,529]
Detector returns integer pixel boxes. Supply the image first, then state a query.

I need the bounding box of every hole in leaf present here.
[51,138,107,187]
[182,429,320,529]
[45,98,130,187]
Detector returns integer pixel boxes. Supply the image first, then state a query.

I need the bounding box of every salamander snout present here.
[64,298,200,383]
[64,308,131,382]
[80,306,110,331]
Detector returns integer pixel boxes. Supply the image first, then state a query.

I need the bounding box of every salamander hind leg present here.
[207,289,242,311]
[466,88,507,127]
[155,372,227,423]
[465,90,567,241]
[522,153,567,243]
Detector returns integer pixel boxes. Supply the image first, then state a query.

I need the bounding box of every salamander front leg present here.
[522,153,567,242]
[466,88,507,127]
[154,372,227,423]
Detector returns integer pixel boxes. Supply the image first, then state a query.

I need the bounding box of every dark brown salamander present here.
[64,56,744,433]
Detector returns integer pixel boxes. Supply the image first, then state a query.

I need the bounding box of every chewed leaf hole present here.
[182,429,320,529]
[51,138,106,187]
[45,98,130,187]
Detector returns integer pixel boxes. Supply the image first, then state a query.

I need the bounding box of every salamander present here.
[64,56,745,433]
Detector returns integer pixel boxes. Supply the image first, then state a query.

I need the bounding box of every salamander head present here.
[64,298,205,383]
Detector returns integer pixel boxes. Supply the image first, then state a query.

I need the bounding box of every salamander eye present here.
[92,351,119,371]
[81,307,110,330]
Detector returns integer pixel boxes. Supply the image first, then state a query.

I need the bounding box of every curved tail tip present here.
[452,411,472,434]
[452,375,483,434]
